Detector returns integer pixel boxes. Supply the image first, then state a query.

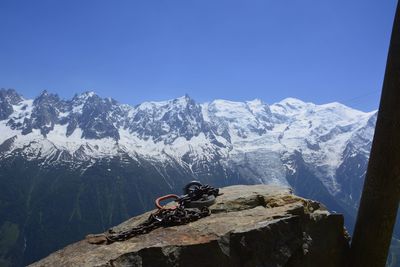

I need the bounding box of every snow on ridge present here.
[0,92,379,195]
[208,99,254,119]
[277,97,308,105]
[75,91,96,99]
[0,93,376,171]
[270,97,376,119]
[136,95,191,109]
[136,100,169,110]
[246,99,269,114]
[10,99,34,122]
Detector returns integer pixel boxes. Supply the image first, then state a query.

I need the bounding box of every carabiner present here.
[155,194,180,210]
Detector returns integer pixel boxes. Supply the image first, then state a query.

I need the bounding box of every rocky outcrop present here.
[0,88,22,120]
[30,185,349,267]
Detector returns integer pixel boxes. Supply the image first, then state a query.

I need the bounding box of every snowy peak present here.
[271,97,367,119]
[70,91,119,114]
[0,90,376,172]
[0,89,378,196]
[171,94,194,107]
[202,99,275,140]
[70,91,98,113]
[271,97,310,115]
[246,98,271,115]
[279,97,308,106]
[135,94,194,112]
[67,92,123,140]
[73,91,96,99]
[129,95,209,144]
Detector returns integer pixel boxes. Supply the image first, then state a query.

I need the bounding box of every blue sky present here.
[0,1,397,111]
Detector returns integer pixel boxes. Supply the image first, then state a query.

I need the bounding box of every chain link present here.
[100,183,219,244]
[177,184,219,208]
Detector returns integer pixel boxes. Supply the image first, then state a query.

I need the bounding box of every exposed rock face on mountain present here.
[0,89,23,120]
[30,185,350,267]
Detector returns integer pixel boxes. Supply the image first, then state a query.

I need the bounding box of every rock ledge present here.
[30,185,349,267]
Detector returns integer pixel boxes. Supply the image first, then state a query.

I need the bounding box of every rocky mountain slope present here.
[0,88,398,266]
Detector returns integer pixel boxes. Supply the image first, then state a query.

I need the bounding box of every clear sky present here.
[0,1,397,111]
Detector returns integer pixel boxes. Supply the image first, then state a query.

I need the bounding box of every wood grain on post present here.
[350,2,400,266]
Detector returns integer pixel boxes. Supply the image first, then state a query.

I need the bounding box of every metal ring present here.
[155,194,179,210]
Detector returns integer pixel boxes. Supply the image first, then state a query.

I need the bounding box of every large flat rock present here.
[30,185,349,267]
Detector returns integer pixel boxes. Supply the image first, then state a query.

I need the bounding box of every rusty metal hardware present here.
[177,182,220,208]
[155,194,180,210]
[87,181,220,245]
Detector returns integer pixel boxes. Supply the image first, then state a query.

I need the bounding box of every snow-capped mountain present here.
[0,89,375,192]
[1,88,397,266]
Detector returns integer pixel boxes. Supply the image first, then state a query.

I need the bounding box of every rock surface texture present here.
[30,185,349,267]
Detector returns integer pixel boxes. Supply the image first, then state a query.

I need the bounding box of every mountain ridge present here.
[1,89,376,192]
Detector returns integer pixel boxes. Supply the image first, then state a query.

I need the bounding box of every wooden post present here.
[350,2,400,266]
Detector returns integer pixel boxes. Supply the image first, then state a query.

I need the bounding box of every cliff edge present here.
[30,185,349,267]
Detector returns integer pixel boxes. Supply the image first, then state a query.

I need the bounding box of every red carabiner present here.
[155,194,179,210]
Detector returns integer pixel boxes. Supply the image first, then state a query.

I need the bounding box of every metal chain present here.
[101,183,219,244]
[177,184,219,208]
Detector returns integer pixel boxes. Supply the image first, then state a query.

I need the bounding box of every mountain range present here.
[0,88,398,266]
